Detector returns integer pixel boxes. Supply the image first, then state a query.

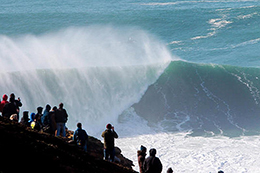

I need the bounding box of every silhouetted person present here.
[2,96,17,119]
[143,148,162,173]
[0,94,9,114]
[55,103,68,137]
[10,93,22,120]
[137,145,147,173]
[20,111,30,127]
[218,171,224,173]
[34,106,43,131]
[73,123,88,152]
[49,106,57,135]
[42,104,51,127]
[101,123,118,162]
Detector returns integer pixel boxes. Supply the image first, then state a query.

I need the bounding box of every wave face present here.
[0,26,173,135]
[132,61,260,137]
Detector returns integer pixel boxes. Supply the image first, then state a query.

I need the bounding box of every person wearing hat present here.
[137,145,147,173]
[101,123,118,162]
[143,148,163,173]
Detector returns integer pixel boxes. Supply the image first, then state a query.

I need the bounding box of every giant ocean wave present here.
[1,26,260,138]
[0,26,173,135]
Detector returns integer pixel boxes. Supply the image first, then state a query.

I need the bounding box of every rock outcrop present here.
[0,116,136,173]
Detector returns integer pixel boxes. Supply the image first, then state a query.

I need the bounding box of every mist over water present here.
[0,26,173,135]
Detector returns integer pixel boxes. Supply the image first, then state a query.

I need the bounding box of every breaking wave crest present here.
[0,26,174,135]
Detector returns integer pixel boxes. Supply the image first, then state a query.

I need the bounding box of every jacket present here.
[138,150,146,173]
[143,156,163,173]
[0,94,9,113]
[73,128,88,146]
[101,129,118,149]
[2,102,17,119]
[55,108,68,123]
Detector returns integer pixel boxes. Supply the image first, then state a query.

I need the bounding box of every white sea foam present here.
[139,2,178,6]
[117,132,260,173]
[168,40,183,45]
[191,17,232,40]
[139,0,258,7]
[237,12,258,19]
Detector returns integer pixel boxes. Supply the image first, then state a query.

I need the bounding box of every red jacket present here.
[0,94,9,113]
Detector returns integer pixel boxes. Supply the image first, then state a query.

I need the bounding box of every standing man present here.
[55,103,68,137]
[101,123,118,162]
[143,148,163,173]
[10,93,22,120]
[73,122,88,152]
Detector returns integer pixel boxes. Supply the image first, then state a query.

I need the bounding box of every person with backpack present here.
[73,123,88,152]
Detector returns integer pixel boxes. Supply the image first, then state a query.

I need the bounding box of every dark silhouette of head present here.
[149,148,156,157]
[106,123,112,129]
[77,123,82,129]
[167,167,173,173]
[59,103,64,109]
[46,104,51,111]
[52,106,57,111]
[23,111,29,121]
[10,93,15,103]
[37,106,43,113]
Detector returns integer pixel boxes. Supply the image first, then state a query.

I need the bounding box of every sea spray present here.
[117,132,260,173]
[0,26,174,135]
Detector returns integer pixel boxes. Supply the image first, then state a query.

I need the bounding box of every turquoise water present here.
[1,0,260,66]
[1,0,260,136]
[2,1,260,171]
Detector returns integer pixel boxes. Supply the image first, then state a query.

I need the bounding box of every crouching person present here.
[73,123,88,152]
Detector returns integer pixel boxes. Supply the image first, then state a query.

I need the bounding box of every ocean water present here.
[1,0,260,172]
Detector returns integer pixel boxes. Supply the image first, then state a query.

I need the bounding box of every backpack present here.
[75,129,88,146]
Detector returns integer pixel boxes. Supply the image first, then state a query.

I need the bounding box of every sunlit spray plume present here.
[0,26,176,136]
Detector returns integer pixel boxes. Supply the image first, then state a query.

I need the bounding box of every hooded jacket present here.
[0,94,9,113]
